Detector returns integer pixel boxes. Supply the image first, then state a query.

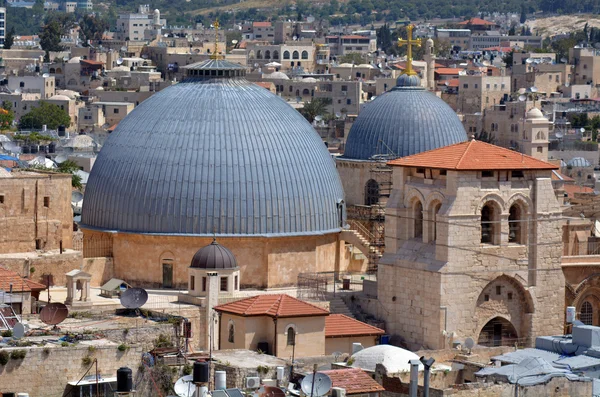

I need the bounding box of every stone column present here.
[205,272,220,351]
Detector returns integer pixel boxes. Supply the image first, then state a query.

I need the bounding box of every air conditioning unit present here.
[262,379,277,387]
[246,377,261,389]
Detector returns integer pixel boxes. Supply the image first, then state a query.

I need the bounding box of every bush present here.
[82,356,92,366]
[117,343,130,352]
[87,345,97,353]
[182,363,192,375]
[10,349,26,360]
[0,350,9,365]
[1,330,12,337]
[61,341,69,347]
[43,347,51,355]
[153,333,173,348]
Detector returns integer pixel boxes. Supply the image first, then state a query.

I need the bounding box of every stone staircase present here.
[328,296,355,318]
[341,226,382,260]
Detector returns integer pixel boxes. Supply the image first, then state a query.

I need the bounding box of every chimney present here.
[205,271,220,351]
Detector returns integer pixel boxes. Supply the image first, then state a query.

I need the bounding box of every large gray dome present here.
[81,74,345,236]
[343,85,467,160]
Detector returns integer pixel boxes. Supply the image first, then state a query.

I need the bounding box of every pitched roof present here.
[325,314,385,338]
[214,294,329,318]
[435,67,462,75]
[0,267,46,293]
[563,184,595,198]
[552,170,574,182]
[253,22,272,28]
[444,78,459,87]
[321,368,385,395]
[388,140,559,171]
[458,17,497,26]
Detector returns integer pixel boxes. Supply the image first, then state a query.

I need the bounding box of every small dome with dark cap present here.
[190,240,238,269]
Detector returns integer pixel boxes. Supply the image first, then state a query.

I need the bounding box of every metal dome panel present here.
[343,87,468,160]
[81,78,345,236]
[191,240,238,269]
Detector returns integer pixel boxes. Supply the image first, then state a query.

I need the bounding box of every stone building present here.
[80,58,354,289]
[379,140,565,350]
[0,170,73,254]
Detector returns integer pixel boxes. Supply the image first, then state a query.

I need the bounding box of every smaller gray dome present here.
[396,74,421,87]
[567,157,592,168]
[190,240,238,269]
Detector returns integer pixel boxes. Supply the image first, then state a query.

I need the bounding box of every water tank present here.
[193,361,209,383]
[116,367,133,392]
[215,370,226,390]
[276,366,285,381]
[58,125,66,137]
[566,306,576,324]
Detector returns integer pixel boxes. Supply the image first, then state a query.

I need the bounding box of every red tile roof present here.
[255,82,274,90]
[444,78,459,87]
[341,35,368,40]
[458,17,497,26]
[107,123,118,132]
[321,368,385,395]
[214,294,329,318]
[0,267,46,293]
[325,314,385,338]
[563,184,595,198]
[388,140,559,171]
[253,22,272,28]
[435,67,462,75]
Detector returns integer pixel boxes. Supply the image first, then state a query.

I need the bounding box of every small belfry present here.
[398,25,421,76]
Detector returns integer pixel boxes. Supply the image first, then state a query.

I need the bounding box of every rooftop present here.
[321,368,385,395]
[325,314,385,338]
[563,184,595,198]
[388,140,559,171]
[214,294,329,318]
[458,17,497,26]
[435,68,463,75]
[0,267,46,293]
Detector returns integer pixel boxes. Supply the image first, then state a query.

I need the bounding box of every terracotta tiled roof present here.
[325,314,385,338]
[107,123,119,132]
[321,368,385,395]
[388,140,559,171]
[482,46,512,52]
[445,78,459,87]
[458,17,497,26]
[0,267,46,293]
[341,35,368,39]
[255,82,274,90]
[563,184,595,198]
[214,294,329,318]
[435,67,462,75]
[253,22,272,28]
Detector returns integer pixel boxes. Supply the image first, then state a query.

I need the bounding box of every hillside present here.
[528,15,600,37]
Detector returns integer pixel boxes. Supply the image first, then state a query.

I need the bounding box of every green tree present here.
[19,102,71,130]
[40,20,65,54]
[79,14,109,45]
[300,98,330,123]
[4,27,15,50]
[474,130,496,144]
[57,160,83,190]
[519,4,526,24]
[338,52,366,64]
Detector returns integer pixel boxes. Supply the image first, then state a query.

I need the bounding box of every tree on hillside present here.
[57,160,83,190]
[19,102,71,130]
[520,4,527,24]
[338,52,367,65]
[4,28,15,50]
[40,20,65,55]
[79,14,109,45]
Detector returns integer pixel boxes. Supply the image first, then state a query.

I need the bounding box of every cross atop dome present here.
[210,19,223,60]
[398,25,421,76]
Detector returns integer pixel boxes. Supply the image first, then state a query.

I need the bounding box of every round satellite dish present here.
[174,375,195,397]
[40,302,69,326]
[71,191,84,203]
[293,35,298,41]
[301,373,332,397]
[464,337,475,353]
[14,88,22,94]
[581,127,586,133]
[561,57,568,63]
[120,288,148,309]
[116,58,124,65]
[261,386,286,397]
[565,82,570,87]
[12,322,25,339]
[120,46,127,52]
[555,131,564,138]
[141,54,148,59]
[518,88,527,95]
[315,115,323,122]
[518,94,527,102]
[42,73,50,78]
[526,58,533,64]
[54,154,68,164]
[530,86,538,93]
[232,39,238,44]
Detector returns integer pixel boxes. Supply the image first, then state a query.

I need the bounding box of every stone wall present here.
[0,343,142,397]
[83,231,348,289]
[0,171,73,254]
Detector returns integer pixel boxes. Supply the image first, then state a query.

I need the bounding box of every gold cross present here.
[211,19,221,60]
[397,25,421,76]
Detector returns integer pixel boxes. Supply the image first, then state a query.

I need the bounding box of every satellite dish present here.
[335,113,341,118]
[518,95,527,102]
[40,302,69,326]
[14,88,22,94]
[54,154,68,164]
[174,375,195,397]
[464,337,475,353]
[300,373,332,397]
[530,86,538,93]
[561,57,568,63]
[42,73,50,78]
[120,288,148,309]
[12,322,25,339]
[315,115,323,122]
[581,127,586,133]
[565,82,570,87]
[141,54,148,59]
[120,46,127,52]
[525,58,533,64]
[71,191,84,203]
[555,131,564,138]
[116,58,124,65]
[518,88,527,95]
[307,16,315,23]
[293,35,298,41]
[232,39,238,44]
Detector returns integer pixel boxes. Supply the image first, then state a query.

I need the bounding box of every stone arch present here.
[285,323,297,345]
[425,191,446,210]
[427,195,444,243]
[248,50,255,59]
[273,50,279,59]
[506,193,532,212]
[283,51,290,59]
[159,250,176,288]
[477,316,519,347]
[364,179,379,206]
[228,319,235,343]
[257,50,263,59]
[265,50,271,59]
[403,188,426,209]
[508,199,528,245]
[480,200,502,245]
[292,50,299,60]
[301,50,309,59]
[476,193,505,214]
[475,275,534,346]
[572,275,600,325]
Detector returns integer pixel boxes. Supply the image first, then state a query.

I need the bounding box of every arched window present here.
[414,201,423,238]
[228,323,235,343]
[49,68,56,74]
[365,179,379,206]
[265,50,271,59]
[256,50,263,59]
[273,50,279,59]
[481,203,498,244]
[302,88,310,95]
[283,51,290,60]
[287,327,296,345]
[292,51,299,60]
[508,204,523,244]
[581,301,593,325]
[301,50,309,59]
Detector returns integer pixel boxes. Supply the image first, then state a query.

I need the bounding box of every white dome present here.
[264,71,289,80]
[350,345,423,373]
[68,56,82,64]
[66,134,95,149]
[338,63,353,68]
[49,94,72,101]
[302,77,318,82]
[526,108,546,120]
[56,90,79,99]
[357,64,375,69]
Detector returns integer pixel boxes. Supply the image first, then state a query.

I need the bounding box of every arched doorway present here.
[478,317,518,347]
[365,179,379,206]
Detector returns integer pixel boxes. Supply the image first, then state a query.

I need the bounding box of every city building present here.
[0,7,6,48]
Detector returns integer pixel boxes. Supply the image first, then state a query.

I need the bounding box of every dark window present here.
[113,108,119,114]
[484,294,489,301]
[414,201,423,238]
[220,276,228,292]
[416,168,425,174]
[509,205,522,244]
[190,275,195,290]
[234,275,239,290]
[496,286,501,295]
[482,171,494,178]
[365,179,379,206]
[19,82,25,88]
[0,195,4,204]
[43,196,50,207]
[287,327,296,345]
[507,292,513,300]
[481,204,496,244]
[581,301,593,325]
[228,324,235,343]
[440,170,447,176]
[512,170,524,178]
[202,277,207,292]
